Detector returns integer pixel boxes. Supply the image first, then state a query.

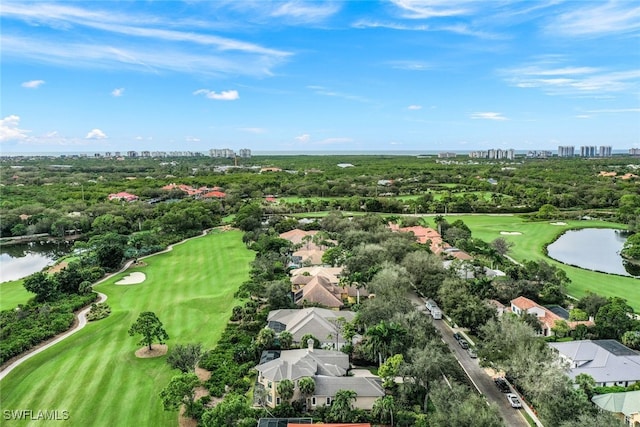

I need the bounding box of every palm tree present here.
[372,395,396,426]
[277,379,294,403]
[278,331,293,350]
[298,377,315,408]
[363,321,407,366]
[328,389,357,422]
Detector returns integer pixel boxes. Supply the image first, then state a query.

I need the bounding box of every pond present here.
[0,241,73,283]
[547,228,640,278]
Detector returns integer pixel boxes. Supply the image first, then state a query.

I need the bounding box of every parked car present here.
[459,339,469,349]
[494,377,510,393]
[467,347,477,358]
[506,393,522,408]
[453,332,461,341]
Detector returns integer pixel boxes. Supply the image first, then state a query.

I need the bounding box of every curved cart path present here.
[0,229,216,381]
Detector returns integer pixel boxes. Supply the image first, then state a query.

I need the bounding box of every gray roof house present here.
[267,307,357,349]
[592,390,640,426]
[255,344,383,409]
[549,339,640,387]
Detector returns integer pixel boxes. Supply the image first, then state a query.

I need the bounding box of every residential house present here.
[592,390,640,426]
[510,296,593,337]
[267,307,356,350]
[255,342,384,409]
[388,223,450,254]
[108,192,138,202]
[201,190,226,199]
[549,340,640,388]
[290,267,369,307]
[280,229,320,249]
[293,275,343,309]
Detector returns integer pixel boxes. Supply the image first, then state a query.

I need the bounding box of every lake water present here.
[0,241,72,283]
[547,228,639,278]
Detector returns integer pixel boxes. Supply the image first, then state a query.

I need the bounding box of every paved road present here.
[408,292,531,427]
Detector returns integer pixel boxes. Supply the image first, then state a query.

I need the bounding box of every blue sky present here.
[1,0,639,153]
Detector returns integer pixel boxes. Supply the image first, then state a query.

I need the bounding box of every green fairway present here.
[0,279,34,311]
[429,215,639,310]
[0,230,253,427]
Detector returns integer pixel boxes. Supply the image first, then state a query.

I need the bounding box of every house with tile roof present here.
[267,307,357,350]
[549,340,640,387]
[294,276,344,309]
[592,390,640,426]
[280,229,320,247]
[510,296,593,337]
[388,223,452,254]
[108,191,138,202]
[255,342,384,409]
[290,267,369,307]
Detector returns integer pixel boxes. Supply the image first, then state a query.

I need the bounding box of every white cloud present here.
[390,0,476,19]
[111,87,124,97]
[408,105,422,110]
[352,20,430,31]
[502,59,640,96]
[388,60,431,71]
[193,89,239,101]
[307,85,370,103]
[549,2,640,37]
[271,1,341,23]
[470,112,508,121]
[185,136,200,142]
[85,128,107,139]
[1,3,291,77]
[586,108,640,114]
[295,134,311,143]
[21,80,45,89]
[0,115,30,142]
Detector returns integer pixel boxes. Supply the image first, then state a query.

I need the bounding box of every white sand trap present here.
[550,222,567,225]
[500,231,522,235]
[116,272,146,285]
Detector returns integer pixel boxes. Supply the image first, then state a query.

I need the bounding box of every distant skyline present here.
[1,1,639,153]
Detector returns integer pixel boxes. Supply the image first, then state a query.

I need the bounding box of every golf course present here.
[0,229,253,426]
[430,215,638,309]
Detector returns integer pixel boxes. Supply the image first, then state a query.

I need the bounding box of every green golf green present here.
[0,279,34,312]
[0,230,253,426]
[431,215,638,309]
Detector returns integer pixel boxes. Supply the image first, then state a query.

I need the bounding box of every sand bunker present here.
[116,272,146,285]
[500,231,522,235]
[550,222,567,225]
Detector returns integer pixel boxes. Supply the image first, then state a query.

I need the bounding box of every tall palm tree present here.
[329,389,357,422]
[298,377,315,408]
[372,395,396,426]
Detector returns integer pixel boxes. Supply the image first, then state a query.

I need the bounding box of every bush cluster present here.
[86,303,111,321]
[0,293,97,364]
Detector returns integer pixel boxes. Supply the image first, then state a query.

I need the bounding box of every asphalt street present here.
[408,292,531,427]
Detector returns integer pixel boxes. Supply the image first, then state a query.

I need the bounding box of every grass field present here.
[0,279,34,311]
[429,215,639,309]
[0,230,253,427]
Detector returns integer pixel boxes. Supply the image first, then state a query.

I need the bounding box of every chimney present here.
[307,338,314,352]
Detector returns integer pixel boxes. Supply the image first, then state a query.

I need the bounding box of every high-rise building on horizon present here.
[580,146,597,157]
[599,146,612,157]
[557,146,575,157]
[469,148,514,160]
[238,148,252,158]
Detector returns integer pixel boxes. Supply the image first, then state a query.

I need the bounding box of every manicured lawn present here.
[0,279,34,311]
[427,215,639,310]
[0,230,253,426]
